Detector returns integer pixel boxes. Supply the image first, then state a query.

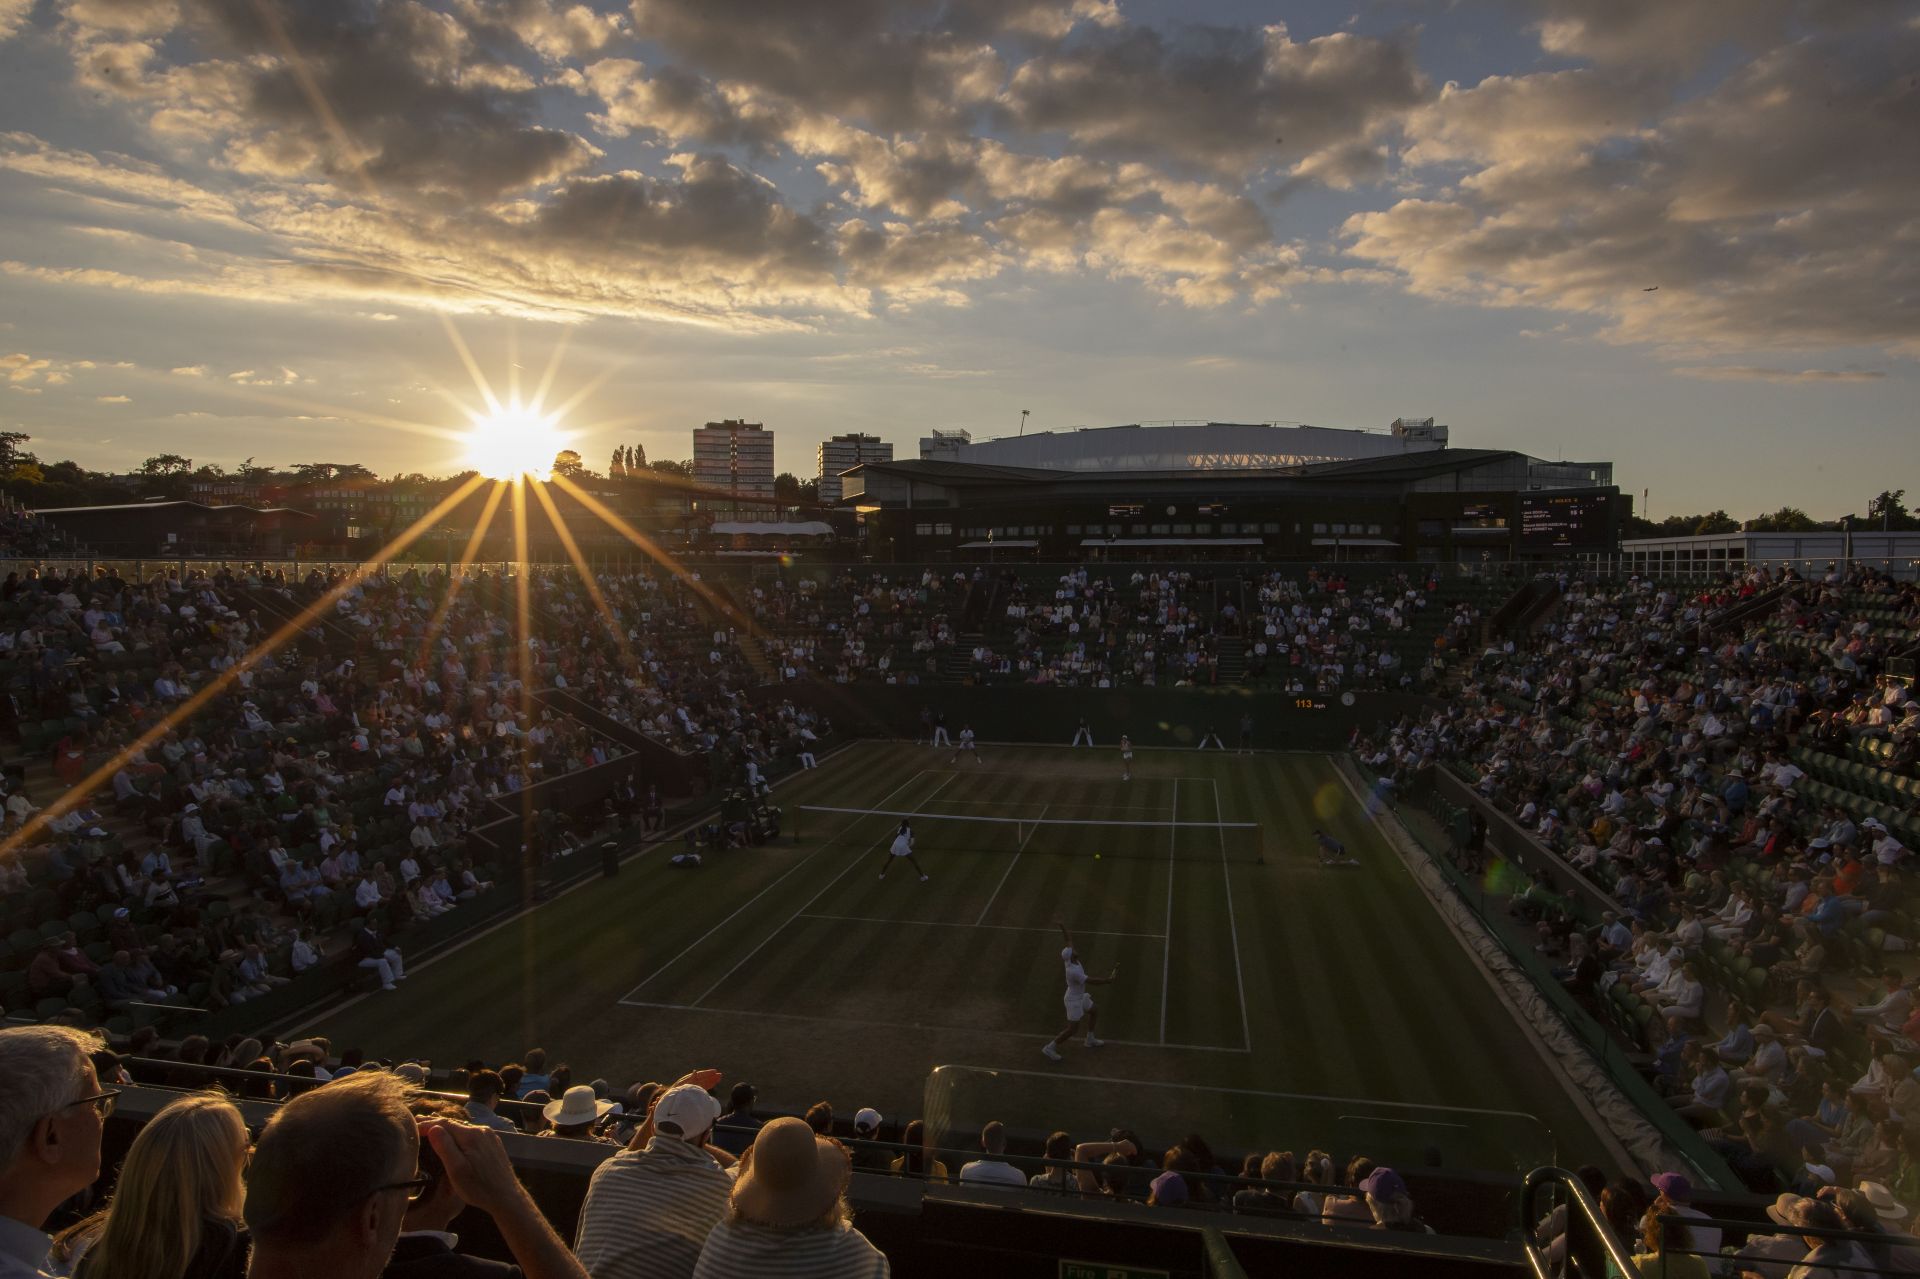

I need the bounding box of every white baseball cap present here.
[853,1107,882,1132]
[652,1084,721,1140]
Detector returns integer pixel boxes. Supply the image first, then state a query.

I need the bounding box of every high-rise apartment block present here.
[816,433,893,504]
[692,419,775,508]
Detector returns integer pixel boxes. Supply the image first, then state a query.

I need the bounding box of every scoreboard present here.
[1520,492,1614,548]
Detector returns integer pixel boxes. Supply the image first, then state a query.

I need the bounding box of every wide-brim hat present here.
[1858,1181,1909,1221]
[1766,1192,1810,1226]
[732,1116,850,1228]
[543,1084,615,1126]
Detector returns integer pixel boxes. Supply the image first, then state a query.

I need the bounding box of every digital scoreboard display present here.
[1521,492,1613,548]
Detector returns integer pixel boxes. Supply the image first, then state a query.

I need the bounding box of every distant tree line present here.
[0,430,822,509]
[1623,490,1916,538]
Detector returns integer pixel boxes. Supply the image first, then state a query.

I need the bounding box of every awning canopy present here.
[1081,537,1264,547]
[958,539,1038,548]
[1309,536,1399,547]
[708,520,833,537]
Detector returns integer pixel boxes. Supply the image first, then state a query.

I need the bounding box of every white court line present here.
[688,774,957,1007]
[613,998,1246,1054]
[1211,776,1254,1054]
[975,801,1047,926]
[1159,777,1176,1045]
[616,767,934,1006]
[799,913,1162,940]
[287,739,865,1034]
[909,766,1247,785]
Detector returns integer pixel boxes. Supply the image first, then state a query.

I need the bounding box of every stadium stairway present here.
[1215,634,1247,681]
[945,632,982,680]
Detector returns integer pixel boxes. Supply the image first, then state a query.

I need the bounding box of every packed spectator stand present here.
[748,564,1503,692]
[1360,563,1920,1219]
[7,554,1920,1277]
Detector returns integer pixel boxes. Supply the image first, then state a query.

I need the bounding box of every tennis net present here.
[794,805,1265,863]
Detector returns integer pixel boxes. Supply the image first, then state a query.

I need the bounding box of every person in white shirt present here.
[875,820,929,883]
[1119,734,1133,782]
[948,725,979,765]
[957,1121,1028,1187]
[1043,924,1118,1062]
[289,930,320,974]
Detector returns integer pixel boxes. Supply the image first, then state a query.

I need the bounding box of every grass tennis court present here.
[312,742,1605,1171]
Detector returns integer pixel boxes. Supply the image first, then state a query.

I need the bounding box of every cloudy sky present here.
[0,0,1914,516]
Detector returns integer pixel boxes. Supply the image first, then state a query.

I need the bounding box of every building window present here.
[1312,523,1328,535]
[1367,524,1383,536]
[1067,524,1082,535]
[1172,523,1193,535]
[915,523,932,536]
[935,523,953,536]
[1219,523,1236,534]
[1331,523,1348,535]
[1151,523,1170,535]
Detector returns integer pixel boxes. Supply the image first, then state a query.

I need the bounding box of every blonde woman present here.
[51,1091,250,1279]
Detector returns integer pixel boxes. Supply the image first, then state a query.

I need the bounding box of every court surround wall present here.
[754,684,1439,752]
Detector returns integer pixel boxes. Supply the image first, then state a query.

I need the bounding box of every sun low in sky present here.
[463,402,570,482]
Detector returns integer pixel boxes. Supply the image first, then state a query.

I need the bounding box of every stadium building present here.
[843,420,1618,562]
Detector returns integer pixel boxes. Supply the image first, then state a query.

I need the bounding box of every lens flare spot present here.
[1313,782,1343,821]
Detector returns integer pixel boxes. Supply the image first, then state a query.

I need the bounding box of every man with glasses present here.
[0,1025,113,1279]
[245,1070,588,1279]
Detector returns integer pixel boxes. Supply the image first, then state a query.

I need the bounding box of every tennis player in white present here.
[1043,922,1117,1061]
[876,818,930,882]
[949,724,979,765]
[1119,733,1133,782]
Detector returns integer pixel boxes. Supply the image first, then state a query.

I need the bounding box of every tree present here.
[1868,489,1915,531]
[290,462,375,484]
[608,447,626,480]
[649,458,690,478]
[140,454,192,476]
[773,472,801,501]
[0,432,30,467]
[1693,510,1739,535]
[1746,506,1820,532]
[628,442,647,470]
[552,449,587,480]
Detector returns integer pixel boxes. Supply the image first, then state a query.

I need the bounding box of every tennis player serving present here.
[1043,921,1118,1061]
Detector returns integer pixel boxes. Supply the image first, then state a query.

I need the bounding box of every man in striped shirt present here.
[575,1079,732,1279]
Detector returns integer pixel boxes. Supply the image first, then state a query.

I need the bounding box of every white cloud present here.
[1671,365,1887,383]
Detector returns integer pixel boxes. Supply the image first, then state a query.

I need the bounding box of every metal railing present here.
[1518,1166,1644,1279]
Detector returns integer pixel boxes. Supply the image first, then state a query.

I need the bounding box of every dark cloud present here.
[1344,23,1920,357]
[1527,0,1910,69]
[187,0,597,201]
[619,0,1127,132]
[999,22,1427,175]
[526,155,833,273]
